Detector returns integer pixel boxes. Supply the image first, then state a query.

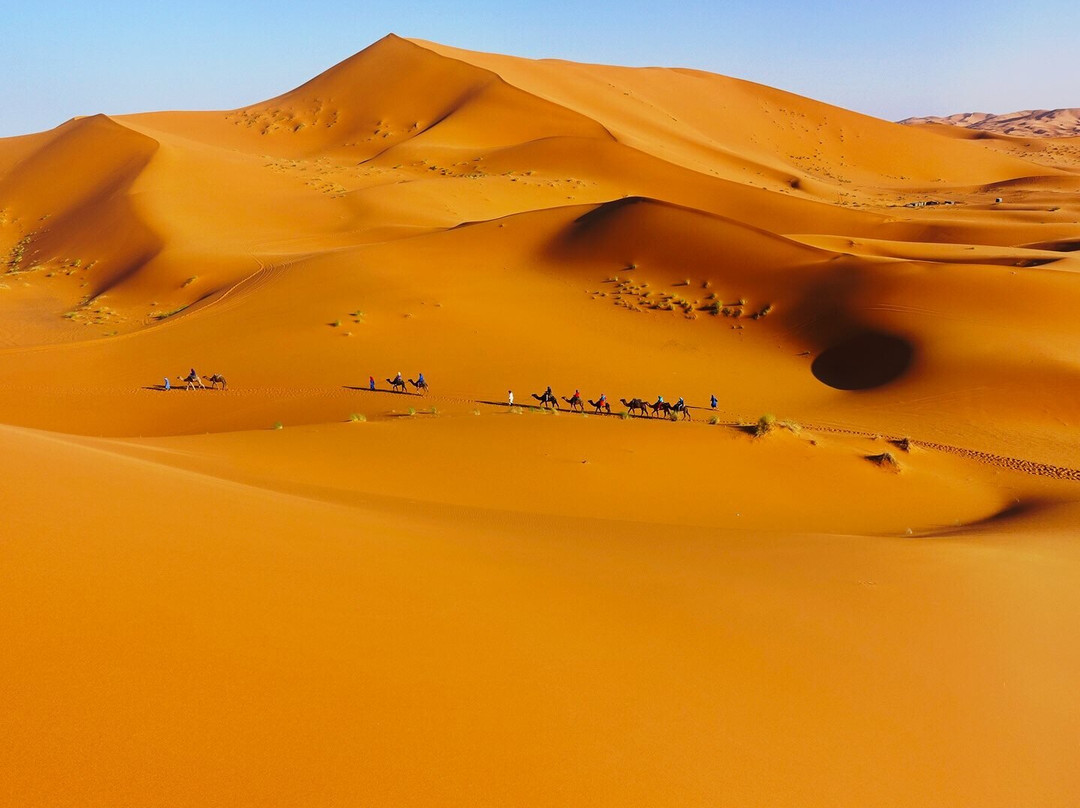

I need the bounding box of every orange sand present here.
[2,35,1080,806]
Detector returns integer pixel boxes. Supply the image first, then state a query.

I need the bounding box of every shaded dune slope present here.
[0,115,162,290]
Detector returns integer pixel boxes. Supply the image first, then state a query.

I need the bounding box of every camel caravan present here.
[160,367,705,423]
[367,375,698,421]
[167,368,226,391]
[386,372,429,395]
[530,388,693,420]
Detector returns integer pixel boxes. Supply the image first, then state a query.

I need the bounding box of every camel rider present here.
[394,371,403,384]
[186,368,198,383]
[655,394,664,407]
[574,389,580,400]
[598,393,607,406]
[545,385,553,398]
[677,396,685,409]
[418,372,425,387]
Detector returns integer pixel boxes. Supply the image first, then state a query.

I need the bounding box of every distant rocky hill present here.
[899,108,1080,138]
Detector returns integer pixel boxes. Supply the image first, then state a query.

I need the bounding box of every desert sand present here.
[2,34,1080,806]
[901,107,1080,138]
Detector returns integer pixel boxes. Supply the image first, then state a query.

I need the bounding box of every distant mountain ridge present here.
[899,108,1080,138]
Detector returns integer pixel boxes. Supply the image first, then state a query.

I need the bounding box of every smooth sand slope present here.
[3,34,1080,806]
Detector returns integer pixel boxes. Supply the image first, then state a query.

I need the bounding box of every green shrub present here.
[755,414,776,436]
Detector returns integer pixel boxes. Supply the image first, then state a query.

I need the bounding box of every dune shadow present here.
[1020,238,1080,253]
[811,330,914,391]
[343,385,417,395]
[908,499,1054,538]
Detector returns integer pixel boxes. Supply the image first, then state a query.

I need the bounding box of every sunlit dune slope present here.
[0,31,1077,462]
[3,416,1080,807]
[414,37,1068,192]
[3,34,1077,349]
[4,33,1080,808]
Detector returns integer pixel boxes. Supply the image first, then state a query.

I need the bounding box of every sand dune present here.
[901,107,1080,138]
[3,35,1080,806]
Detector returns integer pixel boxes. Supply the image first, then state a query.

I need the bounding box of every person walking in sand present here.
[508,390,514,407]
[369,375,375,391]
[710,394,718,409]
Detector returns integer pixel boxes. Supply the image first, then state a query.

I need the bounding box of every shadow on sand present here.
[343,385,420,396]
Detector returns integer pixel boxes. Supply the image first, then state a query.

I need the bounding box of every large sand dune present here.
[3,35,1080,806]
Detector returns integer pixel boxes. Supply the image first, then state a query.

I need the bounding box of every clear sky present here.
[3,0,1077,138]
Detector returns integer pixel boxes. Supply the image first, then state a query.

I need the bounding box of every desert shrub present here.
[272,422,283,430]
[755,414,776,436]
[151,305,189,321]
[709,415,720,425]
[349,413,366,422]
[867,452,901,472]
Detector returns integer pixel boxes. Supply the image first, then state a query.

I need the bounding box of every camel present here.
[178,372,205,390]
[202,374,227,390]
[587,398,611,414]
[386,376,408,393]
[531,391,560,410]
[562,394,584,412]
[619,398,649,417]
[650,400,673,418]
[408,378,429,395]
[671,400,692,420]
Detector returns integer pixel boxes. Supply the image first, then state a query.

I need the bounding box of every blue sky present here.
[3,0,1076,138]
